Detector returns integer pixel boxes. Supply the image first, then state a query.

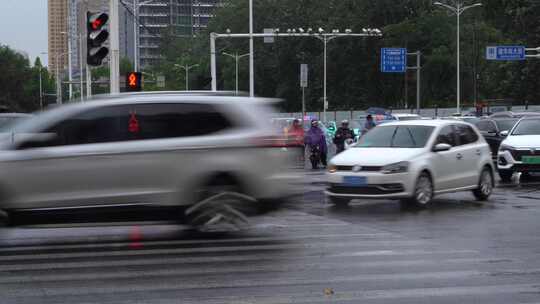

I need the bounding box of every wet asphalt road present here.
[0,172,540,303]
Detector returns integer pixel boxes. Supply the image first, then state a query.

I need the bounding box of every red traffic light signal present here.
[126,72,142,92]
[88,13,108,31]
[87,12,109,66]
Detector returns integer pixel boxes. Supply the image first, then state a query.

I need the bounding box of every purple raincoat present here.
[305,126,327,154]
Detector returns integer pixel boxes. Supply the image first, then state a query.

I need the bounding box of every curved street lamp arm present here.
[459,3,483,14]
[434,2,458,14]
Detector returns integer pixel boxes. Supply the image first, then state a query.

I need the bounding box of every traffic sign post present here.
[486,46,526,61]
[381,48,407,73]
[300,64,308,118]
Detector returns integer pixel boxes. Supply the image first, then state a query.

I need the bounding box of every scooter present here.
[309,145,321,169]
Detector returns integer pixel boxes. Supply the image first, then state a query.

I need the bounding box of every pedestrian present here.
[333,120,354,154]
[305,120,328,169]
[363,114,376,134]
[287,119,305,146]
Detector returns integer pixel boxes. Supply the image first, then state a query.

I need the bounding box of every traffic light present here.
[87,12,109,66]
[126,72,142,92]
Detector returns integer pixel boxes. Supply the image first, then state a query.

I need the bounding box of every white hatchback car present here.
[0,93,297,225]
[326,120,494,207]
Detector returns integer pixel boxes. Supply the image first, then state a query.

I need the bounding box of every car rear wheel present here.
[498,169,513,183]
[406,172,433,208]
[473,167,493,201]
[186,177,253,231]
[329,197,351,207]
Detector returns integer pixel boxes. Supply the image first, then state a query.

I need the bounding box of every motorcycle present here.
[309,145,321,169]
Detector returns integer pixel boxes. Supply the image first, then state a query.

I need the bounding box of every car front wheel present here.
[473,167,493,201]
[406,172,434,208]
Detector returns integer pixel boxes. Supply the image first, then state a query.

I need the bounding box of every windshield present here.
[511,119,540,135]
[496,119,519,132]
[0,117,27,131]
[356,125,434,148]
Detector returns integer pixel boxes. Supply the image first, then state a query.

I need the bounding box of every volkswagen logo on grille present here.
[352,165,363,172]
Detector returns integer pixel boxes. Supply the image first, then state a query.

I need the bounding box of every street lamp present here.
[222,52,250,95]
[174,63,199,91]
[61,31,85,102]
[55,52,71,105]
[434,1,482,114]
[308,27,382,122]
[210,29,382,119]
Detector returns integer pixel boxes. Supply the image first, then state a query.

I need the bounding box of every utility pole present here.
[67,35,73,100]
[39,51,47,109]
[38,65,43,109]
[56,52,68,105]
[110,0,120,94]
[79,34,84,101]
[249,0,254,97]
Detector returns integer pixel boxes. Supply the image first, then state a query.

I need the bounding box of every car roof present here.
[376,119,466,127]
[90,91,251,100]
[49,93,280,113]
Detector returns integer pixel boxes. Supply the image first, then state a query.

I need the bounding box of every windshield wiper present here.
[406,128,417,146]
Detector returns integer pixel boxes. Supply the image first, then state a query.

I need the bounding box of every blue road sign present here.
[381,48,407,73]
[486,46,526,61]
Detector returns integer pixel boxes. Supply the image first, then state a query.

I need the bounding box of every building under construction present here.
[139,0,225,68]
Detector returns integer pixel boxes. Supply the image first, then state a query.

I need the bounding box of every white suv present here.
[498,117,540,182]
[326,120,494,207]
[0,93,296,225]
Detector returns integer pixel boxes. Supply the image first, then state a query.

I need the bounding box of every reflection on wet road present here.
[0,172,540,303]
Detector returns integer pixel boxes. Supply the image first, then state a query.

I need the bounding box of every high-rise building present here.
[48,0,69,74]
[138,0,225,69]
[51,0,224,76]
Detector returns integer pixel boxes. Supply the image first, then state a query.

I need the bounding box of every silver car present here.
[0,93,296,225]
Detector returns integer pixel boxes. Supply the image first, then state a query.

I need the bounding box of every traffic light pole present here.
[109,0,120,94]
[86,67,92,98]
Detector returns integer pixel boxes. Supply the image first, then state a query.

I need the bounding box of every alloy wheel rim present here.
[416,176,432,205]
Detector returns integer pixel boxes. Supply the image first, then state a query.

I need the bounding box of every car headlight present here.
[327,164,337,173]
[499,144,515,153]
[381,161,409,174]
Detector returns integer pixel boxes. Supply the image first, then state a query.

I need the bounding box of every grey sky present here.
[0,0,48,66]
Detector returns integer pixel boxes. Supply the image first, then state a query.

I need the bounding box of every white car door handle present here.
[456,153,463,160]
[476,150,482,156]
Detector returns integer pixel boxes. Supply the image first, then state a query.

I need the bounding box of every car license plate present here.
[343,176,367,187]
[522,156,540,164]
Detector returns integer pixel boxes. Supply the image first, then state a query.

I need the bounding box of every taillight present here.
[251,135,289,148]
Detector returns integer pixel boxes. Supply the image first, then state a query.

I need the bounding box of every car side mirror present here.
[15,133,58,150]
[433,143,452,152]
[500,130,509,137]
